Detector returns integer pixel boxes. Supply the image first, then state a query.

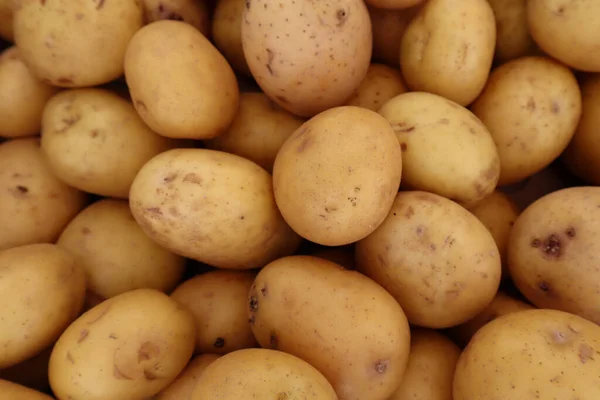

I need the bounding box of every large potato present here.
[356,191,502,329]
[454,309,600,399]
[212,0,250,75]
[400,0,496,106]
[273,106,402,246]
[129,148,301,269]
[248,256,411,400]
[242,0,372,117]
[369,5,419,67]
[344,63,407,111]
[13,0,143,87]
[125,20,239,139]
[0,0,13,42]
[489,0,537,63]
[156,354,220,400]
[141,0,210,37]
[0,244,86,369]
[0,380,53,400]
[378,92,500,206]
[48,288,196,400]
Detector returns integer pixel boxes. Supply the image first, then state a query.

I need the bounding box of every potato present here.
[454,309,600,399]
[369,5,419,67]
[48,288,196,400]
[356,191,502,329]
[489,0,537,63]
[0,47,58,138]
[344,63,408,111]
[204,92,305,173]
[0,244,85,369]
[13,0,143,87]
[212,0,251,75]
[192,349,338,399]
[156,354,220,400]
[378,92,500,206]
[141,0,210,37]
[400,0,496,106]
[389,329,460,400]
[0,0,13,42]
[528,0,600,72]
[248,256,411,400]
[273,106,402,246]
[508,187,600,325]
[124,20,239,139]
[365,0,423,10]
[0,379,53,400]
[40,88,178,198]
[242,0,372,117]
[311,245,356,270]
[171,270,258,354]
[0,138,87,251]
[129,148,301,269]
[0,346,52,393]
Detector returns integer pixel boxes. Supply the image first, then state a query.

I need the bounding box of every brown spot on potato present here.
[579,344,594,363]
[135,100,148,113]
[566,227,576,238]
[113,365,132,380]
[56,115,81,133]
[270,331,278,349]
[554,6,565,16]
[551,331,567,344]
[90,130,99,138]
[248,315,255,325]
[415,192,441,204]
[57,77,73,84]
[277,394,289,400]
[336,8,348,27]
[249,296,259,312]
[76,12,84,20]
[261,286,268,296]
[87,305,110,324]
[138,342,160,363]
[539,281,550,292]
[109,333,117,339]
[266,48,276,76]
[400,143,407,151]
[531,238,541,248]
[145,207,163,216]
[40,0,46,5]
[168,207,179,217]
[81,227,91,235]
[445,289,461,298]
[404,206,415,218]
[163,173,177,183]
[13,185,29,196]
[390,122,415,133]
[96,0,106,9]
[542,234,562,258]
[483,160,500,180]
[438,118,449,124]
[144,369,158,381]
[276,95,289,104]
[416,225,425,236]
[551,101,560,114]
[297,137,312,153]
[377,254,387,267]
[78,329,89,343]
[214,337,225,348]
[525,97,536,111]
[374,360,389,374]
[183,173,202,184]
[66,352,74,364]
[444,235,455,248]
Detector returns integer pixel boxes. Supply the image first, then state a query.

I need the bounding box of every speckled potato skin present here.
[212,0,251,75]
[248,256,411,400]
[369,5,420,68]
[141,0,211,37]
[242,0,372,117]
[507,187,600,325]
[344,63,407,111]
[156,354,220,400]
[0,379,54,400]
[356,191,502,329]
[488,0,537,63]
[454,309,600,399]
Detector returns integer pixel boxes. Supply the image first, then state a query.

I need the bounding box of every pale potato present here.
[0,0,13,42]
[345,63,408,111]
[0,379,53,400]
[488,0,537,63]
[369,5,420,67]
[212,0,250,75]
[156,354,220,400]
[141,0,210,37]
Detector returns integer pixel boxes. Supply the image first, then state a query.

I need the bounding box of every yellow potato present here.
[249,256,411,400]
[141,0,210,37]
[273,106,402,246]
[124,20,239,139]
[0,346,52,393]
[378,92,500,206]
[212,0,251,75]
[156,354,220,400]
[488,0,537,63]
[49,288,196,400]
[365,0,423,10]
[0,244,86,369]
[344,63,408,111]
[0,0,13,42]
[369,5,420,67]
[0,379,53,400]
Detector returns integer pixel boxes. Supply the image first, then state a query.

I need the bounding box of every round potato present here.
[273,106,402,246]
[156,354,220,400]
[454,309,600,399]
[0,379,53,400]
[356,191,502,329]
[489,0,537,63]
[365,0,423,10]
[0,346,53,393]
[378,92,500,206]
[0,46,58,138]
[125,20,239,139]
[0,244,86,369]
[0,0,13,42]
[49,288,196,400]
[129,148,301,269]
[192,349,338,399]
[0,138,87,251]
[242,0,372,117]
[369,5,420,67]
[204,92,305,173]
[141,0,210,37]
[400,0,496,106]
[212,0,251,75]
[344,63,408,111]
[249,256,411,400]
[13,0,143,87]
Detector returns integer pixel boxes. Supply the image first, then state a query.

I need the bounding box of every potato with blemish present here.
[212,0,251,75]
[248,256,411,400]
[0,0,13,42]
[356,191,502,329]
[454,309,600,399]
[488,0,537,63]
[141,0,211,37]
[48,288,196,400]
[344,63,408,111]
[369,5,420,68]
[156,354,220,400]
[378,92,500,206]
[242,0,372,117]
[0,379,53,400]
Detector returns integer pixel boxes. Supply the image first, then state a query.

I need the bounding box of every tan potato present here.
[204,92,305,173]
[488,0,537,63]
[378,92,500,206]
[156,354,220,400]
[129,148,301,269]
[242,0,372,117]
[192,349,338,399]
[212,0,251,75]
[369,5,420,67]
[344,63,408,111]
[454,309,600,399]
[400,0,496,106]
[0,379,53,400]
[0,47,58,138]
[365,0,424,10]
[273,106,402,246]
[141,0,210,37]
[248,256,411,400]
[0,138,87,251]
[125,20,239,139]
[472,56,582,186]
[311,245,356,270]
[0,346,52,393]
[0,0,13,42]
[0,244,86,369]
[13,0,143,87]
[48,288,196,400]
[356,191,502,329]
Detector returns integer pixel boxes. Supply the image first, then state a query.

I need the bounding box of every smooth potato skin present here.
[156,354,220,400]
[141,0,210,37]
[212,0,250,75]
[344,63,407,111]
[0,379,53,400]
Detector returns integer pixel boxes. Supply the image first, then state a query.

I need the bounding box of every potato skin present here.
[156,354,220,400]
[212,0,251,75]
[0,379,53,400]
[248,256,411,400]
[141,0,210,37]
[344,63,407,111]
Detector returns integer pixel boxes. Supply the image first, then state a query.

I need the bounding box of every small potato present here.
[488,0,537,63]
[273,106,402,246]
[13,0,143,87]
[0,244,86,369]
[171,271,258,354]
[212,0,250,75]
[378,92,500,206]
[204,92,305,173]
[141,0,210,37]
[356,191,502,329]
[344,63,408,111]
[400,0,496,106]
[0,47,58,138]
[0,0,13,42]
[369,5,420,67]
[0,138,87,251]
[156,354,220,400]
[365,0,424,10]
[0,379,53,400]
[125,20,239,139]
[0,346,52,393]
[249,256,411,400]
[48,289,196,400]
[192,349,338,399]
[472,56,582,186]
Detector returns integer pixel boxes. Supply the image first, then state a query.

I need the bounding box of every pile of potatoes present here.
[2,0,600,399]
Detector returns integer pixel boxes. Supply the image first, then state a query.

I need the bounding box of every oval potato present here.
[212,0,250,75]
[0,379,53,400]
[156,354,220,400]
[141,0,210,37]
[344,63,408,111]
